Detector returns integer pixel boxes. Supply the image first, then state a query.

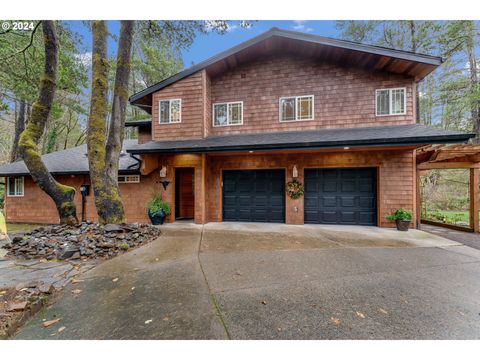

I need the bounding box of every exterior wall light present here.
[292,165,298,179]
[159,166,167,178]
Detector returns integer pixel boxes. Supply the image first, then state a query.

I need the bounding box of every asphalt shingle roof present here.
[0,126,473,176]
[127,124,474,154]
[0,140,140,176]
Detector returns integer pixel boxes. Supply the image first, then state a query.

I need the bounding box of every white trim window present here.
[213,101,243,127]
[7,176,24,197]
[159,99,181,124]
[118,175,140,183]
[279,95,314,122]
[375,88,406,116]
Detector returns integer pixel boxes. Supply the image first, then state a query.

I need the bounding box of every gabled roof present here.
[0,140,140,177]
[129,27,442,111]
[126,124,472,155]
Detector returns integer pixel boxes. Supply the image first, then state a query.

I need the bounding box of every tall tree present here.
[10,99,26,162]
[87,20,250,223]
[18,21,78,225]
[87,20,135,224]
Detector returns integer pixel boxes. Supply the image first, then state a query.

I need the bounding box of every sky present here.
[65,20,339,67]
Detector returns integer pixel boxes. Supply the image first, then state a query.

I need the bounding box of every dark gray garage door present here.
[223,169,285,223]
[304,168,377,225]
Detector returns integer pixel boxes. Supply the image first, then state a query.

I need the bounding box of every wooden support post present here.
[416,168,422,229]
[470,168,479,233]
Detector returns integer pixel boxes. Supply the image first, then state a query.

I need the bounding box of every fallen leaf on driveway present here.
[112,278,119,282]
[58,326,66,333]
[356,311,366,319]
[7,301,28,312]
[261,300,267,305]
[131,287,135,291]
[71,279,84,284]
[330,317,341,326]
[145,319,153,324]
[379,308,389,315]
[43,318,61,328]
[163,317,169,321]
[71,289,82,295]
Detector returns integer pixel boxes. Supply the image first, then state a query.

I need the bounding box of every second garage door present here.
[223,169,285,223]
[304,168,377,225]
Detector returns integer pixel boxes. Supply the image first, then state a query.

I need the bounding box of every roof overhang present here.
[129,28,443,112]
[126,124,473,155]
[0,169,141,178]
[124,120,152,128]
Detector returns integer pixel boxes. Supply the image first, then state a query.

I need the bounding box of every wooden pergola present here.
[416,144,480,233]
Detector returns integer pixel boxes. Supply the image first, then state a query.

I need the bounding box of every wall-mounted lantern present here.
[158,166,170,189]
[159,166,167,178]
[292,165,298,179]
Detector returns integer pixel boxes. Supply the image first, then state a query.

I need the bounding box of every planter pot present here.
[148,209,166,225]
[395,219,411,231]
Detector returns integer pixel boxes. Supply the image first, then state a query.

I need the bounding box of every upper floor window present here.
[7,176,24,197]
[213,101,243,127]
[375,88,406,116]
[159,99,181,124]
[279,95,314,122]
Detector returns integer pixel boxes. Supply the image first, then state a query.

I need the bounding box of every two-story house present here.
[0,28,473,227]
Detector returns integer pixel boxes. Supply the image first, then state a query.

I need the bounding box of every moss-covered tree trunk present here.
[87,20,135,224]
[18,21,78,225]
[11,99,26,162]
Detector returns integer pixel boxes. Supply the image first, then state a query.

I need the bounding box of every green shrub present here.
[147,193,171,216]
[386,208,412,221]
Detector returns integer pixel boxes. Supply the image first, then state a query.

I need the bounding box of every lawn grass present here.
[423,209,471,225]
[6,223,43,234]
[435,210,469,223]
[0,211,45,234]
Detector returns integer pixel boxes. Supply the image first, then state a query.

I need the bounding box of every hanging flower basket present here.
[286,179,305,200]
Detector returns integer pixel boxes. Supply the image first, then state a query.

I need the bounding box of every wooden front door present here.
[175,168,195,219]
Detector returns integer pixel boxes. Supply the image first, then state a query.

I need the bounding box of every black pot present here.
[395,219,411,231]
[148,209,166,225]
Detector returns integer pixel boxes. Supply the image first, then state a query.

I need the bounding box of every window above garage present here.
[280,95,314,122]
[376,88,406,116]
[213,101,243,127]
[159,99,181,124]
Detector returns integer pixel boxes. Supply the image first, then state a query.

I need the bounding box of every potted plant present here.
[147,193,171,225]
[386,208,412,231]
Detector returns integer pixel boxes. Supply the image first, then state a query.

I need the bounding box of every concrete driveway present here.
[15,222,480,339]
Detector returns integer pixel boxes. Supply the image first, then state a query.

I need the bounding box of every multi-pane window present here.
[159,99,181,123]
[375,88,406,116]
[213,102,243,126]
[280,95,314,122]
[118,175,140,183]
[7,176,24,196]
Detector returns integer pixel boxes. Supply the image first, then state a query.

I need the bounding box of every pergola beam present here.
[417,162,480,170]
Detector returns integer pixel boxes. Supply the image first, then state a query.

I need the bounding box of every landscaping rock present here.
[38,283,54,294]
[104,224,124,232]
[57,246,79,260]
[2,223,161,261]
